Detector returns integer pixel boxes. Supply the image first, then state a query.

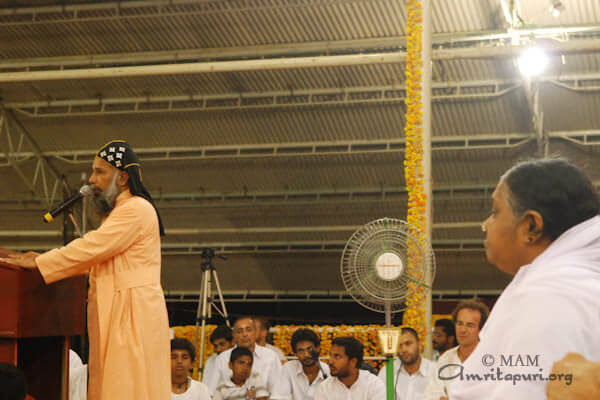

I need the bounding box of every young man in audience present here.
[171,338,211,400]
[202,325,234,385]
[314,337,385,400]
[432,319,456,360]
[213,347,269,400]
[205,316,284,398]
[255,317,287,363]
[280,328,330,400]
[378,327,435,400]
[423,300,489,400]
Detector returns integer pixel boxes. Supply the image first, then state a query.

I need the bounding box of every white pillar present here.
[422,0,434,360]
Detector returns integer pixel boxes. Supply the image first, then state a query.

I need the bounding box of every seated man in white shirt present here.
[202,325,234,385]
[281,328,330,400]
[314,337,385,400]
[255,317,287,363]
[378,327,435,400]
[423,300,489,400]
[205,316,284,398]
[214,346,269,400]
[171,338,212,400]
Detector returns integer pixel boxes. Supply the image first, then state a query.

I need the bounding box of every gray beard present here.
[85,177,121,228]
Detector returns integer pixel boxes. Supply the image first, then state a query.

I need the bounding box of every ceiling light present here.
[518,48,549,77]
[549,0,565,17]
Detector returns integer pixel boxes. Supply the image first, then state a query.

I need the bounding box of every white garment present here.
[213,372,269,400]
[377,357,435,400]
[449,216,600,399]
[422,346,461,400]
[69,350,87,400]
[205,344,284,397]
[202,353,219,385]
[266,343,287,363]
[314,369,386,400]
[280,359,330,400]
[171,379,212,400]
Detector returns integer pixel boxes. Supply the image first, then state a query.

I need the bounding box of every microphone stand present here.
[311,350,327,379]
[68,213,83,238]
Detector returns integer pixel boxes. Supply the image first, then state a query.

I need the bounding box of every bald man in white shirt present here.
[204,316,284,398]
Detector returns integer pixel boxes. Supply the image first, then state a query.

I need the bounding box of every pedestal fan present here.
[340,218,436,400]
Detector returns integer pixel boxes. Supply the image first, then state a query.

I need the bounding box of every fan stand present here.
[385,302,394,400]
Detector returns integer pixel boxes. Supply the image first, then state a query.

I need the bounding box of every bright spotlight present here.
[549,0,565,17]
[518,48,549,77]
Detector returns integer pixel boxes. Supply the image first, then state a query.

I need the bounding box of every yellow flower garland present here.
[402,0,428,343]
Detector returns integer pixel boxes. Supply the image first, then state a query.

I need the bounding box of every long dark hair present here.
[126,164,165,236]
[502,158,600,241]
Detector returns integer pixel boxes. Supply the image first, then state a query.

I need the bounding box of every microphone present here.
[43,185,93,223]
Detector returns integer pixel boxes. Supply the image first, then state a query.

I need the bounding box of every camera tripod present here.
[193,248,230,378]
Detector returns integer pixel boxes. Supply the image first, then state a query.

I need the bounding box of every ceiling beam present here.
[0,222,482,239]
[4,73,599,117]
[0,182,499,210]
[2,40,600,83]
[0,133,535,166]
[2,177,599,210]
[2,129,597,166]
[3,239,485,254]
[5,80,521,117]
[163,289,504,303]
[0,108,67,207]
[2,19,600,70]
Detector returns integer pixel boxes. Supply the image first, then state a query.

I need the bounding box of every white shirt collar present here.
[396,357,430,377]
[292,359,327,379]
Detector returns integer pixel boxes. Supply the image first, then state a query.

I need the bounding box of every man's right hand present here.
[0,251,40,269]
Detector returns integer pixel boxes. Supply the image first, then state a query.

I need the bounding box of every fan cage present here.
[341,218,436,313]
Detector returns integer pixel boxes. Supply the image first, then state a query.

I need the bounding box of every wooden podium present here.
[0,249,86,400]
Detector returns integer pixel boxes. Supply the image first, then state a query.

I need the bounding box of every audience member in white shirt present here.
[202,325,234,386]
[214,347,269,400]
[314,337,385,400]
[423,300,489,400]
[69,349,88,400]
[281,328,330,400]
[255,317,287,363]
[378,327,435,400]
[205,316,284,397]
[171,338,212,400]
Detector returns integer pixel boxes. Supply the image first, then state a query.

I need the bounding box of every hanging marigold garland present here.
[402,0,428,344]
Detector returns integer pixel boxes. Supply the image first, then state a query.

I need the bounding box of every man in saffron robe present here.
[1,140,171,400]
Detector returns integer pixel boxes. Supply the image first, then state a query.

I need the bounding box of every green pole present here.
[386,356,394,400]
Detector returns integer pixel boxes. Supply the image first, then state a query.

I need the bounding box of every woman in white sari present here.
[449,158,600,400]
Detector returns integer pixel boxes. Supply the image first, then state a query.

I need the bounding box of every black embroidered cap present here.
[97,140,139,170]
